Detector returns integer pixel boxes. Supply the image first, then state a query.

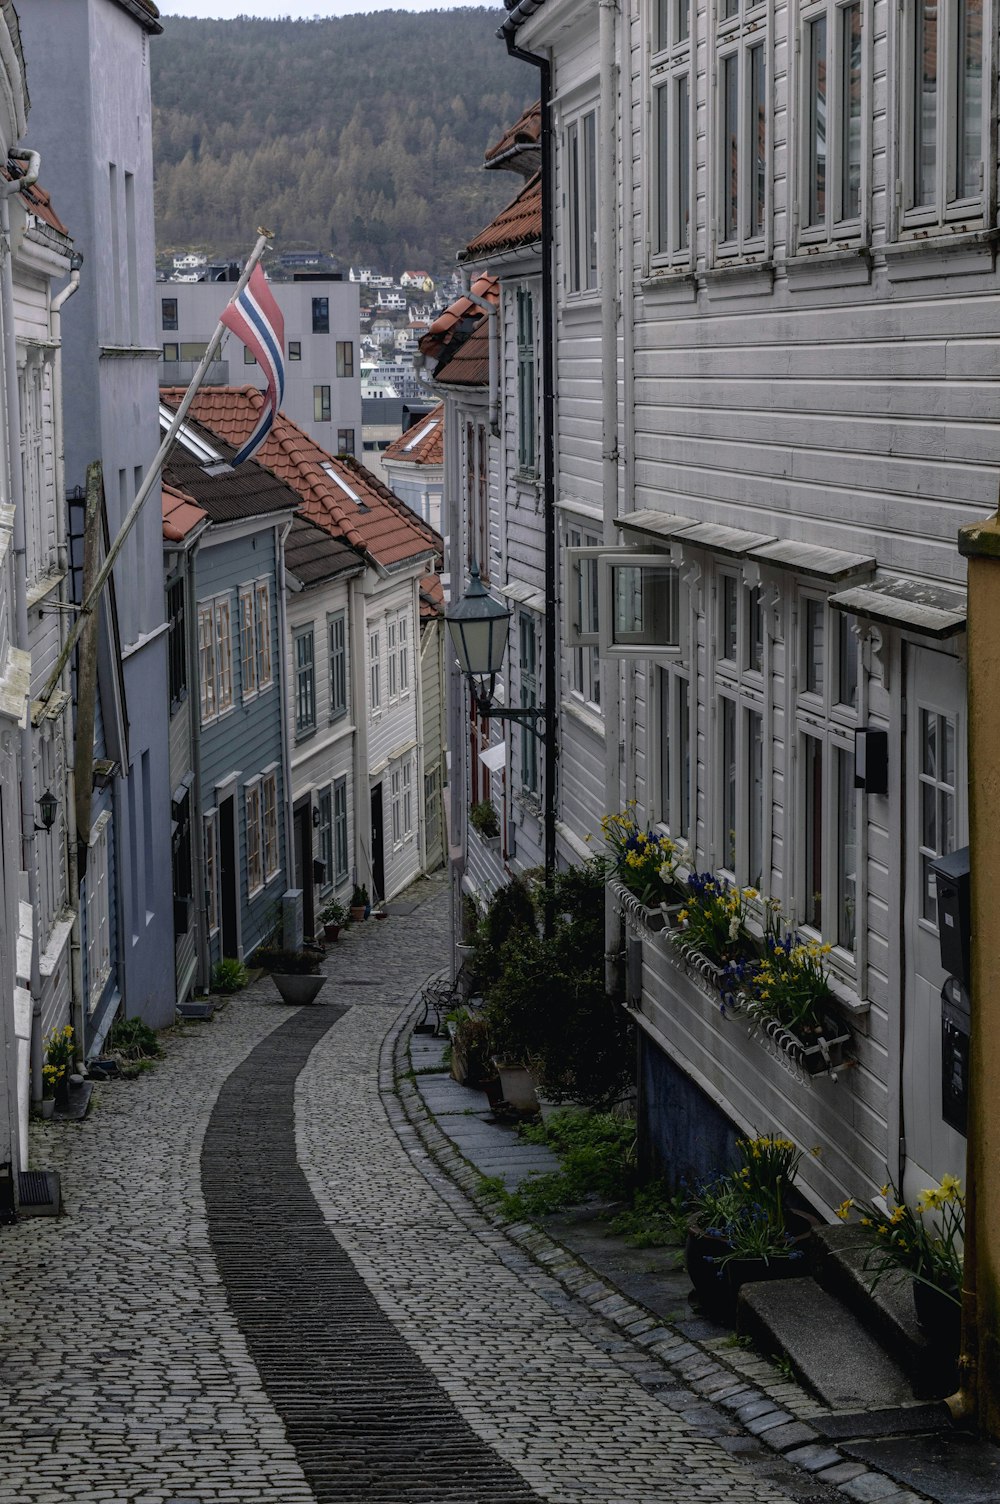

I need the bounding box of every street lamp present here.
[445,563,544,730]
[35,788,58,833]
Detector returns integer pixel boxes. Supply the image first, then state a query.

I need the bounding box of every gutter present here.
[503,27,558,907]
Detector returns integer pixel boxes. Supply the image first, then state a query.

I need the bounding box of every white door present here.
[901,646,968,1201]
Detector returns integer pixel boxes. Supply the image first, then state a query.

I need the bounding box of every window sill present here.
[26,568,67,609]
[561,695,605,739]
[883,227,998,283]
[701,260,775,300]
[295,727,317,745]
[783,245,872,291]
[638,267,697,304]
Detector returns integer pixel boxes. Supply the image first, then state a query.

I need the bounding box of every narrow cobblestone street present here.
[0,883,816,1504]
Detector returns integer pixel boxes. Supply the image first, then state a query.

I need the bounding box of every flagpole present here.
[38,230,274,706]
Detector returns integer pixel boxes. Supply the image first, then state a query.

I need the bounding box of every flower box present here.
[608,877,682,935]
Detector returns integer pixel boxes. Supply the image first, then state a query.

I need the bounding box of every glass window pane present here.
[837,612,859,709]
[584,111,598,288]
[841,3,863,219]
[805,599,824,695]
[723,53,739,241]
[922,708,937,778]
[750,43,767,238]
[657,85,670,255]
[807,14,827,227]
[837,747,857,950]
[721,574,738,659]
[657,0,670,49]
[748,708,764,886]
[678,676,691,836]
[943,715,956,786]
[921,778,937,853]
[676,75,690,250]
[746,587,763,673]
[914,0,938,207]
[659,666,671,826]
[677,0,690,43]
[722,697,737,870]
[611,563,678,646]
[957,0,983,199]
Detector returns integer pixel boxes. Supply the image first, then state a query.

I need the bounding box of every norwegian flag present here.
[220,263,285,464]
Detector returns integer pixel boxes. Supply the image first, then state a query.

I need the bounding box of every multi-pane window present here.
[369,628,381,711]
[262,770,279,882]
[918,707,957,927]
[336,341,354,377]
[653,0,693,263]
[198,594,234,725]
[334,776,349,882]
[465,419,490,578]
[318,786,333,894]
[657,665,692,843]
[295,627,316,735]
[800,0,864,240]
[337,428,355,455]
[387,619,398,700]
[715,573,766,885]
[903,0,984,227]
[519,612,540,796]
[245,781,263,895]
[565,109,598,293]
[161,296,178,330]
[391,766,402,846]
[717,0,768,254]
[516,287,536,471]
[796,595,861,957]
[329,611,347,720]
[566,526,601,709]
[203,811,220,936]
[240,585,257,701]
[314,385,331,422]
[398,613,409,693]
[288,340,302,361]
[312,297,329,333]
[255,580,272,689]
[167,577,186,709]
[402,759,413,837]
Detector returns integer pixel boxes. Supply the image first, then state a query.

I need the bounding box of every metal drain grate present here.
[18,1170,60,1216]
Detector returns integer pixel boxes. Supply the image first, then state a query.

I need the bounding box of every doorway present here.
[901,645,968,1199]
[219,795,239,958]
[370,783,385,903]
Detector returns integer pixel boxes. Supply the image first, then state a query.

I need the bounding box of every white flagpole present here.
[38,230,274,705]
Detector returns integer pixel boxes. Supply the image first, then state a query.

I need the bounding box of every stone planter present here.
[493,1060,539,1113]
[537,1094,590,1124]
[38,1098,55,1121]
[270,972,326,1006]
[913,1279,961,1365]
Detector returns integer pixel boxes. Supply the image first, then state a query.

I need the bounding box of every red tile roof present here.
[461,172,542,260]
[420,572,444,621]
[160,386,442,573]
[484,101,541,169]
[162,481,207,543]
[419,274,497,364]
[383,404,444,467]
[433,321,490,388]
[2,162,70,238]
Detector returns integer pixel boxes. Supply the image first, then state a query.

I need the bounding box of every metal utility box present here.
[929,845,970,989]
[941,976,970,1135]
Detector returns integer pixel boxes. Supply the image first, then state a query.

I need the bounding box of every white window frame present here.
[897,0,988,233]
[294,625,316,737]
[796,0,869,247]
[240,585,257,702]
[86,813,112,1010]
[714,0,770,260]
[369,627,381,713]
[518,610,540,797]
[317,784,334,895]
[333,775,349,883]
[398,611,410,695]
[564,106,599,296]
[391,766,402,847]
[329,610,348,721]
[564,528,602,712]
[651,0,695,269]
[713,570,767,886]
[402,758,413,838]
[245,778,264,897]
[254,578,272,691]
[598,551,683,661]
[387,618,398,702]
[655,663,694,847]
[204,809,220,937]
[198,592,234,726]
[262,768,280,883]
[515,285,537,472]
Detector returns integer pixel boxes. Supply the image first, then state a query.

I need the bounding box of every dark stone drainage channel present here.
[202,1004,541,1504]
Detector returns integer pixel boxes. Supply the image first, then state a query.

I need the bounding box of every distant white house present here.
[172,252,206,272]
[400,271,434,292]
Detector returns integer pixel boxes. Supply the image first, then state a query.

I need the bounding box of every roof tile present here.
[383,403,444,466]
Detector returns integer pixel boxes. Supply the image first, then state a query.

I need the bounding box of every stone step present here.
[737,1276,918,1411]
[810,1223,947,1396]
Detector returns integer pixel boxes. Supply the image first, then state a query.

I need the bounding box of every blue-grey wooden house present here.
[162,406,298,966]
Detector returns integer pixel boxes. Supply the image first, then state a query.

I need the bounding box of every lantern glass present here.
[37,788,58,831]
[445,567,512,694]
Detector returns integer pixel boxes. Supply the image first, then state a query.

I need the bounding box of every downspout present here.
[51,260,84,1059]
[502,23,557,910]
[275,517,295,897]
[461,277,500,439]
[598,0,622,997]
[1,152,45,1103]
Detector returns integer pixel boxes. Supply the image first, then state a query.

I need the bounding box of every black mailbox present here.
[313,858,327,884]
[941,976,970,1135]
[930,845,970,989]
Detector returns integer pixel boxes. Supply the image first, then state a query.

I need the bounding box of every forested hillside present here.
[151,9,531,275]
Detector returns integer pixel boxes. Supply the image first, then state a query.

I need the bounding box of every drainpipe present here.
[461,276,500,439]
[1,151,45,1103]
[50,258,84,1058]
[275,517,295,896]
[597,0,623,997]
[502,23,557,907]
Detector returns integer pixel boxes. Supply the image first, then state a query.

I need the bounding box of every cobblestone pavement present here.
[0,876,819,1504]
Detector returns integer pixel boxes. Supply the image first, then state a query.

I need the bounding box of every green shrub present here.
[211,957,249,994]
[607,1181,690,1249]
[483,1112,636,1219]
[469,800,500,838]
[253,946,323,974]
[108,1017,160,1061]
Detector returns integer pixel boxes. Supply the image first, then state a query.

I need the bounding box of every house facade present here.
[381,402,444,533]
[20,0,175,1039]
[157,277,362,457]
[433,0,994,1223]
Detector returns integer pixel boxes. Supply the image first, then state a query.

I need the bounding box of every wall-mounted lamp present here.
[35,788,58,833]
[312,806,322,829]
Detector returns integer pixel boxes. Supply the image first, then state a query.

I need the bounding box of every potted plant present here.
[318,898,347,942]
[447,1007,493,1088]
[349,884,369,923]
[836,1174,964,1363]
[469,799,501,848]
[44,1024,75,1108]
[254,944,327,1006]
[601,804,689,930]
[39,1065,58,1119]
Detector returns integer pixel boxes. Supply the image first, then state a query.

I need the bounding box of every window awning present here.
[750,538,875,581]
[829,575,967,638]
[479,742,507,771]
[617,510,774,556]
[497,579,546,615]
[616,509,700,540]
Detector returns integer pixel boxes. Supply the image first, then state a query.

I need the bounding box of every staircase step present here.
[810,1224,945,1395]
[737,1277,917,1410]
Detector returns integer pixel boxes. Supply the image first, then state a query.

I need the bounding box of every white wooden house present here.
[429,0,998,1222]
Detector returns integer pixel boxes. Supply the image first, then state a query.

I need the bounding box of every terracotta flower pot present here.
[349,906,366,923]
[324,923,341,942]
